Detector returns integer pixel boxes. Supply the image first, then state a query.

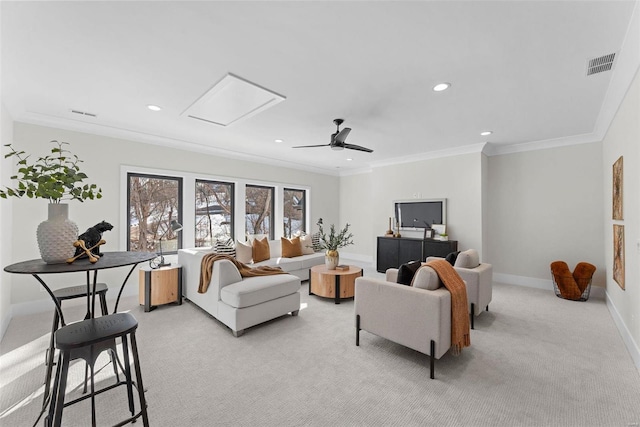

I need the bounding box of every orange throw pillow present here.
[252,237,271,263]
[281,236,303,258]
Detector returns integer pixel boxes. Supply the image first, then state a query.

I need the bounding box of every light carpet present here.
[1,270,640,426]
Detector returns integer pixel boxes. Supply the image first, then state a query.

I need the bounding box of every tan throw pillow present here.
[411,266,442,290]
[235,240,253,264]
[454,249,480,269]
[299,234,315,255]
[252,237,271,263]
[281,236,303,258]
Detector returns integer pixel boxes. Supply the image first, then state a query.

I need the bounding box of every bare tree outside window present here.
[245,185,274,239]
[283,188,306,237]
[195,180,234,247]
[128,174,182,253]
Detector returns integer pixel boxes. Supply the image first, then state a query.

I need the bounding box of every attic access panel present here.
[182,73,286,127]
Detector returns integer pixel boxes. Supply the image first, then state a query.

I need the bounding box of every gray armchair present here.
[428,249,492,329]
[354,266,452,379]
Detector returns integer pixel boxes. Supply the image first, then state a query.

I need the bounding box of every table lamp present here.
[155,220,183,268]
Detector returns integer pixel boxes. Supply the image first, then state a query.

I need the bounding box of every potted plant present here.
[1,140,103,263]
[315,219,354,270]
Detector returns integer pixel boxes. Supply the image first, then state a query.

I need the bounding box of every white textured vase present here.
[37,204,79,264]
[325,250,339,270]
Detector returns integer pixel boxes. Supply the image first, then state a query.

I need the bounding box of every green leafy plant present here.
[0,140,102,203]
[316,219,354,251]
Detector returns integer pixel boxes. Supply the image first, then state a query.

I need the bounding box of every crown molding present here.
[15,111,341,177]
[483,132,602,156]
[369,142,487,169]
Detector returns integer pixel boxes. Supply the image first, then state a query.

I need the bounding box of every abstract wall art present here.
[613,156,623,220]
[613,224,625,290]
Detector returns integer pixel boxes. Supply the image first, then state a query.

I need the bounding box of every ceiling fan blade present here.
[292,144,331,148]
[334,127,351,144]
[344,143,373,153]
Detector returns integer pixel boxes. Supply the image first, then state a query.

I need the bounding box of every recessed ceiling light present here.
[147,105,162,111]
[275,139,283,143]
[346,158,353,161]
[480,131,493,136]
[432,82,451,92]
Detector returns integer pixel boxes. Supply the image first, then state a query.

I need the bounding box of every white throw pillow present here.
[235,240,253,264]
[411,266,442,290]
[454,249,480,269]
[299,234,315,255]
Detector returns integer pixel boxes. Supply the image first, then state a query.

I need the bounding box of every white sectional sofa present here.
[178,240,324,336]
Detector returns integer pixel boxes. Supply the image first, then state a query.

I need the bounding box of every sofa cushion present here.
[445,251,460,266]
[220,274,300,309]
[282,236,303,258]
[299,234,315,255]
[411,266,442,290]
[215,238,236,258]
[236,240,252,264]
[252,237,271,263]
[454,249,480,269]
[396,260,422,286]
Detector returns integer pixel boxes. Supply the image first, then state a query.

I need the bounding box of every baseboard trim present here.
[606,291,640,374]
[0,308,12,341]
[493,272,606,299]
[340,252,374,264]
[493,273,553,290]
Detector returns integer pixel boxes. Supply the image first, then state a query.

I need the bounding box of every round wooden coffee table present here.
[309,264,363,304]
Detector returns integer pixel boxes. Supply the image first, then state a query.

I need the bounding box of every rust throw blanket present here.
[425,259,471,355]
[198,253,287,294]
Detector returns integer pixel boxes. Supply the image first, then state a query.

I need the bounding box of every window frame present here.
[195,179,235,247]
[126,172,183,254]
[283,187,307,238]
[245,184,275,240]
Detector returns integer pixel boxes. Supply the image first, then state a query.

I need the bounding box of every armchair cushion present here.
[454,249,480,269]
[411,266,442,290]
[396,260,422,285]
[445,251,460,266]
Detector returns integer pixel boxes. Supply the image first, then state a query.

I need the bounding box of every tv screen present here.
[395,199,446,229]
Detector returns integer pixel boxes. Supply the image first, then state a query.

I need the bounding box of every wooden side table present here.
[139,264,183,312]
[309,264,363,304]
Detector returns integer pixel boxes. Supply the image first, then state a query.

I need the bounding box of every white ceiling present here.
[1,1,638,175]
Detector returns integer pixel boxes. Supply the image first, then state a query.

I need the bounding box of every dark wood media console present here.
[376,236,458,273]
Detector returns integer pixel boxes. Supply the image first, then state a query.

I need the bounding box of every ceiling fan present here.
[293,119,373,153]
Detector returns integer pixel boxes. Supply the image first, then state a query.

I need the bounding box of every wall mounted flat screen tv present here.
[394,199,446,230]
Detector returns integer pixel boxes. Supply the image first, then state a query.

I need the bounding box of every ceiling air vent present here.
[70,109,97,118]
[587,53,616,76]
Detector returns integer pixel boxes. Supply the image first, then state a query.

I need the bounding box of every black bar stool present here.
[46,312,149,427]
[43,283,118,407]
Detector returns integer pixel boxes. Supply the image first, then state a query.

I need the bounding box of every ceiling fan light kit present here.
[293,118,373,153]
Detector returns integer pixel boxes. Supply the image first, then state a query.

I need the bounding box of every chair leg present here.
[470,303,475,330]
[43,309,60,407]
[130,332,150,427]
[122,334,136,416]
[90,347,96,427]
[52,352,70,427]
[355,315,360,346]
[430,340,435,380]
[100,292,120,383]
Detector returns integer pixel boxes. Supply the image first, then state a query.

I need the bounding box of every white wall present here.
[602,68,640,369]
[7,123,340,310]
[340,152,484,263]
[486,142,605,287]
[0,100,14,339]
[339,171,374,261]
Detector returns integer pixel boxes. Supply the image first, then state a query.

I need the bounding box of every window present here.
[195,180,234,247]
[245,185,274,239]
[127,173,182,253]
[283,188,306,237]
